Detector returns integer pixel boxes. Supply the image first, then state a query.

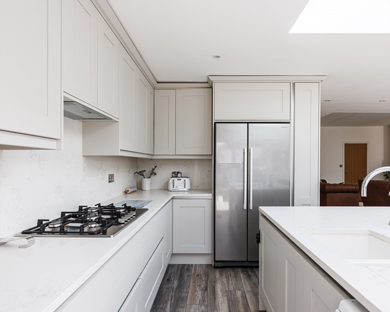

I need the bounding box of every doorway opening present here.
[344,143,367,184]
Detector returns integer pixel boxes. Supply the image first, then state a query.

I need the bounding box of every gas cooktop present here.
[18,203,148,238]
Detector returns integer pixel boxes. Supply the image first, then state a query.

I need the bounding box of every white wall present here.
[0,118,137,237]
[321,126,385,183]
[137,159,212,190]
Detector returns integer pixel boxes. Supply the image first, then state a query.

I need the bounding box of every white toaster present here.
[168,177,191,191]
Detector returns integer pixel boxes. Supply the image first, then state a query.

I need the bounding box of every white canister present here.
[142,178,151,191]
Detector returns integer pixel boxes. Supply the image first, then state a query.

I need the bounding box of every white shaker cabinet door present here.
[173,199,212,253]
[97,14,119,118]
[0,0,61,139]
[294,83,320,206]
[214,82,291,121]
[176,89,212,155]
[119,44,137,152]
[154,90,176,155]
[63,0,98,107]
[136,70,154,155]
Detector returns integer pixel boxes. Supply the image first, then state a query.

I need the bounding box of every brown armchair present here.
[320,181,360,206]
[358,178,390,206]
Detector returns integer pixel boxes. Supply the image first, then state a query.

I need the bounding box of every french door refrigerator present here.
[214,123,290,266]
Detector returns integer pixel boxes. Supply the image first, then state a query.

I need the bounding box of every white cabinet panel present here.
[214,83,290,121]
[63,0,98,107]
[260,216,349,312]
[136,70,154,155]
[119,44,137,152]
[173,199,212,253]
[119,279,142,312]
[176,89,212,155]
[294,83,320,206]
[97,14,119,118]
[154,90,176,155]
[0,0,61,140]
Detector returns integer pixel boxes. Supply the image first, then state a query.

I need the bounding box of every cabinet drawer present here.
[119,278,143,312]
[57,233,143,312]
[214,82,290,121]
[141,237,165,312]
[142,208,166,264]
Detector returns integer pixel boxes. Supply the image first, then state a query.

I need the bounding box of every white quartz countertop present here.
[0,190,212,312]
[259,206,390,312]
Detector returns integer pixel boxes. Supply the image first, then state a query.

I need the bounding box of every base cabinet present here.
[57,201,172,312]
[173,199,212,253]
[260,215,350,312]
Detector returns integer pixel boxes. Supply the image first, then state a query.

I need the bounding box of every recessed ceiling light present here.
[324,99,332,102]
[379,99,387,102]
[212,55,221,59]
[290,0,390,33]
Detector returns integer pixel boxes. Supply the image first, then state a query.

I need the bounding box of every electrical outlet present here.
[108,174,114,183]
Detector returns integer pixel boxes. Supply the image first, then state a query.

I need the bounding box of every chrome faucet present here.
[361,166,390,197]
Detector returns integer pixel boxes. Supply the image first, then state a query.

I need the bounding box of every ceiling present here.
[322,113,390,126]
[107,0,390,121]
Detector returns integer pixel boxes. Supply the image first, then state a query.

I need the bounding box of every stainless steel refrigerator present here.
[214,123,291,266]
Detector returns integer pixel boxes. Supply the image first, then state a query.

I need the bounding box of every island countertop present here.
[0,190,211,312]
[259,206,390,312]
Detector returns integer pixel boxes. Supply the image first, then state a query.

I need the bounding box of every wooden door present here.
[344,144,367,184]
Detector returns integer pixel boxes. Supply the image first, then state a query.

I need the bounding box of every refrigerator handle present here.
[243,148,247,210]
[249,148,253,210]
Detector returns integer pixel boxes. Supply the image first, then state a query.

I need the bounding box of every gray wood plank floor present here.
[151,264,259,312]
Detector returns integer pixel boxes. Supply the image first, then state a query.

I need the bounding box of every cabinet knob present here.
[345,171,349,173]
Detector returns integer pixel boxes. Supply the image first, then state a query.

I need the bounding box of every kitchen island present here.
[0,190,211,312]
[259,206,390,312]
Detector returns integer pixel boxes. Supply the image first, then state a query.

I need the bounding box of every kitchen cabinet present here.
[173,199,212,253]
[154,88,212,156]
[154,90,176,155]
[0,0,61,149]
[259,215,349,312]
[136,70,154,155]
[294,83,320,206]
[63,0,98,108]
[97,14,119,118]
[214,82,291,121]
[57,201,172,312]
[83,45,154,157]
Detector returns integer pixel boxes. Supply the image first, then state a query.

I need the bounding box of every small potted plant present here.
[135,166,157,190]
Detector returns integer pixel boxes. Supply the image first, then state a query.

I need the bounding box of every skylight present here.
[290,0,390,33]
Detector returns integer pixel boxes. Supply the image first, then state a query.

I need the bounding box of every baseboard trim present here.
[169,254,212,264]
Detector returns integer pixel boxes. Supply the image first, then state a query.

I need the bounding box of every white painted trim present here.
[342,141,369,183]
[208,75,327,85]
[91,0,157,87]
[155,83,211,90]
[169,254,212,264]
[0,130,57,150]
[152,155,212,160]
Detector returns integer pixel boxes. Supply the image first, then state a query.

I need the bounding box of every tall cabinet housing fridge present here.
[214,123,291,267]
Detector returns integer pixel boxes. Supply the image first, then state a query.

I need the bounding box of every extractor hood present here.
[64,101,113,120]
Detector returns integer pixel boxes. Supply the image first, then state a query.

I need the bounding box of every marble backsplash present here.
[0,118,137,237]
[136,159,212,190]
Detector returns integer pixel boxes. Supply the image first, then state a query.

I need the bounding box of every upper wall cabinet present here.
[97,14,119,118]
[63,0,98,107]
[83,45,153,157]
[154,89,212,156]
[63,1,119,119]
[214,82,291,121]
[0,0,61,149]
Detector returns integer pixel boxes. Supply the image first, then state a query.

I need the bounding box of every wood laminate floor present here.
[151,264,260,312]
